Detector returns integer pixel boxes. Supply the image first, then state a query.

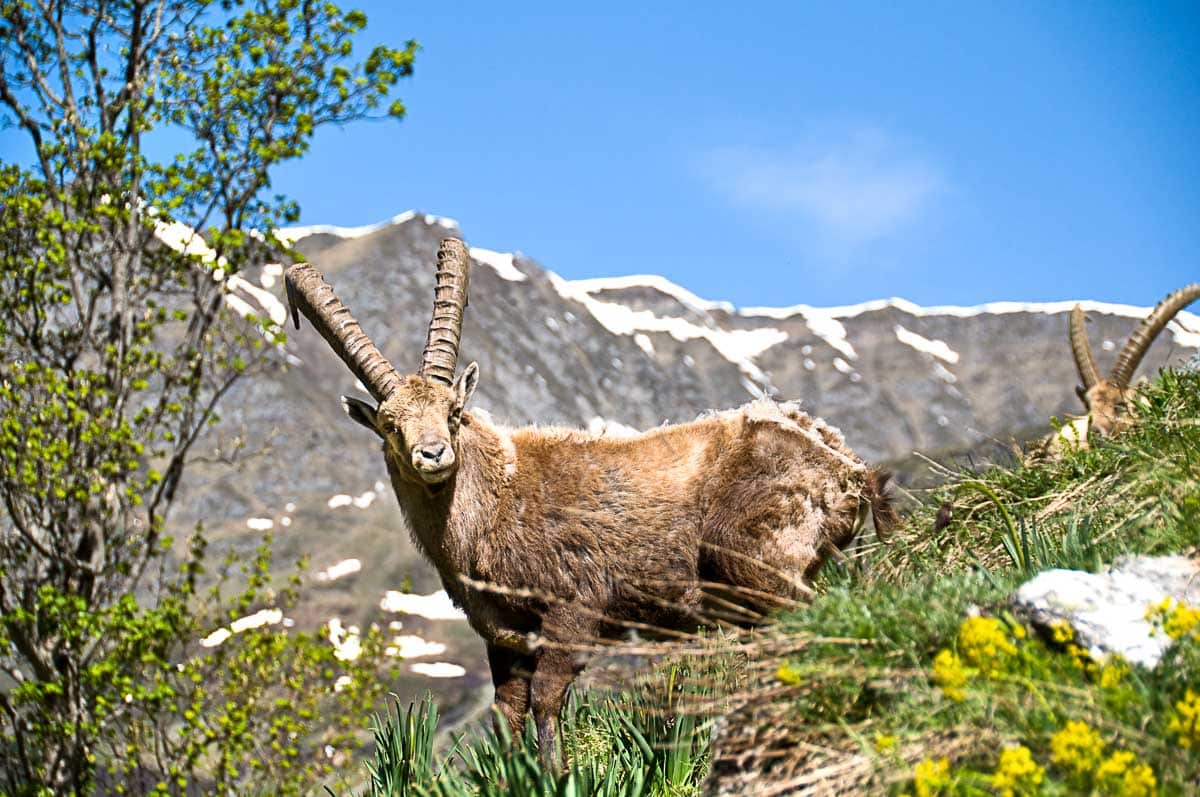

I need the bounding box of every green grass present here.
[356,369,1200,796]
[357,667,712,797]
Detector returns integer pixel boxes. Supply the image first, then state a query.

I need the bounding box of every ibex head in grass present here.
[1068,284,1200,438]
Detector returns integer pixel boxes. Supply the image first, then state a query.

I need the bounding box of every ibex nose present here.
[418,443,447,463]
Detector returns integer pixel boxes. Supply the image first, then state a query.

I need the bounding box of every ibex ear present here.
[454,362,479,409]
[341,396,382,437]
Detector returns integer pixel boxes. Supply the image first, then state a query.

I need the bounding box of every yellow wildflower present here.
[1066,643,1097,676]
[1049,619,1074,644]
[1096,750,1156,797]
[1146,597,1200,640]
[957,616,1017,674]
[1099,657,1128,690]
[775,663,803,686]
[990,745,1044,797]
[912,756,951,797]
[932,649,969,702]
[1165,603,1200,640]
[1168,689,1200,749]
[873,733,897,753]
[1050,720,1105,777]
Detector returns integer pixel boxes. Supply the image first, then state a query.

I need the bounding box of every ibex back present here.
[285,238,896,770]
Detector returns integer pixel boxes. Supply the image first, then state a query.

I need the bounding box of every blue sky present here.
[4,2,1198,308]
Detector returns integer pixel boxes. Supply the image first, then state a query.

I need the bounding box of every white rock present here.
[1012,555,1200,667]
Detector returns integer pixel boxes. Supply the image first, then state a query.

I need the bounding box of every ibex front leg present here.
[486,643,532,743]
[529,608,590,772]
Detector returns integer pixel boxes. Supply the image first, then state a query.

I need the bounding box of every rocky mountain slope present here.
[171,210,1198,713]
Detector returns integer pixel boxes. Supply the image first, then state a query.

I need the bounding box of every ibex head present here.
[285,238,478,485]
[1070,284,1199,436]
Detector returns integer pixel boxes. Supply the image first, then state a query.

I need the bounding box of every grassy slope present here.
[357,369,1200,796]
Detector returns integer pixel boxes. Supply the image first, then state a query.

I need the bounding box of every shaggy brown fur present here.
[344,378,894,768]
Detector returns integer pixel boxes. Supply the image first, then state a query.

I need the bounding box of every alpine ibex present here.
[1064,284,1200,443]
[284,238,896,768]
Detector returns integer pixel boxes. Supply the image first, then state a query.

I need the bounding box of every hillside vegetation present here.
[357,369,1200,796]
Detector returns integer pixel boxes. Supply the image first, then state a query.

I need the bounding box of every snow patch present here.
[259,263,283,288]
[566,274,735,315]
[246,517,274,531]
[742,297,1200,349]
[379,590,467,620]
[470,247,527,282]
[634,333,655,355]
[832,357,853,374]
[315,558,362,582]
[802,311,857,360]
[327,618,362,662]
[231,608,283,633]
[199,608,282,648]
[385,635,447,658]
[199,628,231,648]
[274,210,459,244]
[327,490,376,509]
[932,363,958,384]
[549,273,785,386]
[410,662,466,679]
[894,324,960,364]
[152,220,287,327]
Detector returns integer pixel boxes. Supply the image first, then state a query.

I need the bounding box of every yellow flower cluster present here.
[932,649,970,702]
[957,616,1017,673]
[1095,750,1157,797]
[912,756,951,797]
[1168,689,1200,749]
[1050,720,1105,776]
[1066,642,1098,676]
[990,745,1044,797]
[1049,619,1074,644]
[1050,719,1156,796]
[1145,597,1200,640]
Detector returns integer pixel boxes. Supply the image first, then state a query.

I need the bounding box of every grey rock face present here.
[1012,555,1200,667]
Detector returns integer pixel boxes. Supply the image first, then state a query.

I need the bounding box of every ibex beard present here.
[285,238,897,771]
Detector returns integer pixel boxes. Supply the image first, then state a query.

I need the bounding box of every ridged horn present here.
[1109,283,1200,388]
[284,263,401,403]
[1069,304,1100,392]
[417,238,471,385]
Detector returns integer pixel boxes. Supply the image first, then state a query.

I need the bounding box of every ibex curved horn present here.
[284,263,401,403]
[418,238,471,385]
[1069,304,1100,393]
[1108,283,1200,389]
